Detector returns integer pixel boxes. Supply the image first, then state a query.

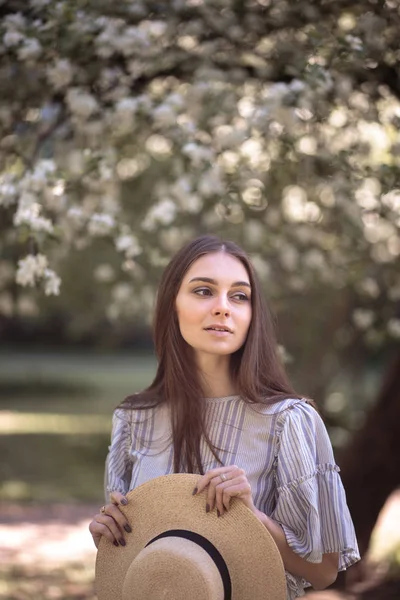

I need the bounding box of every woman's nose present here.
[212,295,230,317]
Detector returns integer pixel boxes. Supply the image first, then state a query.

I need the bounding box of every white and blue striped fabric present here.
[105,396,360,599]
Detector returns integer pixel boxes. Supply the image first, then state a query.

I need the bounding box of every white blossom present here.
[30,0,51,7]
[345,35,363,52]
[4,13,26,30]
[3,30,24,47]
[43,269,61,296]
[142,199,177,231]
[94,264,115,283]
[113,97,139,130]
[170,177,202,213]
[112,282,133,302]
[17,38,42,61]
[382,189,400,214]
[116,97,139,114]
[387,318,400,339]
[215,126,247,150]
[289,79,306,94]
[198,166,225,197]
[358,278,380,298]
[88,213,115,236]
[0,181,17,206]
[181,194,203,213]
[153,104,177,127]
[66,88,98,120]
[47,59,73,90]
[277,344,293,364]
[115,234,142,257]
[182,143,214,166]
[113,26,150,57]
[303,249,325,270]
[140,20,168,38]
[14,206,53,233]
[67,207,85,222]
[165,92,185,111]
[16,254,48,287]
[23,160,56,192]
[352,308,375,330]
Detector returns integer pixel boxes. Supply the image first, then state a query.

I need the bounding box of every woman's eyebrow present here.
[188,277,251,288]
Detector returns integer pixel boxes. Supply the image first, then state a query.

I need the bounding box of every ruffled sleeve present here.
[271,401,360,597]
[104,408,133,501]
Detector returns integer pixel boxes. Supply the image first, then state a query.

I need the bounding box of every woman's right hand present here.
[89,491,132,549]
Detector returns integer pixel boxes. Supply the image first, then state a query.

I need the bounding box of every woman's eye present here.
[232,293,249,301]
[194,288,212,296]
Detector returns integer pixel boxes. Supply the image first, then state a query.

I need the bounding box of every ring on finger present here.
[220,473,227,482]
[100,505,106,514]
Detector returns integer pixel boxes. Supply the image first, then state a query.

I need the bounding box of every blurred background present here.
[0,0,399,598]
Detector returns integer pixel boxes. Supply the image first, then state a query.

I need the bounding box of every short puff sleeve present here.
[104,408,133,501]
[271,402,360,593]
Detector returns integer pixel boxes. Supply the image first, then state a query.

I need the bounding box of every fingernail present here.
[124,524,132,533]
[192,487,198,496]
[121,498,128,506]
[119,538,126,547]
[217,509,221,518]
[113,540,119,547]
[206,504,210,513]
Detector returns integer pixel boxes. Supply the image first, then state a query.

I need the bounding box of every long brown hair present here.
[121,235,300,473]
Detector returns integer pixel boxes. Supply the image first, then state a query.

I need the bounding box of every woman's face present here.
[175,252,252,358]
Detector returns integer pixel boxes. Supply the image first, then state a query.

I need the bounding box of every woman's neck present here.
[195,353,237,398]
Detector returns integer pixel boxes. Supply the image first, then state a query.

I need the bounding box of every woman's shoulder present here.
[248,396,312,417]
[113,393,166,426]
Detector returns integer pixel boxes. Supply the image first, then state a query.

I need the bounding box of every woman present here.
[89,235,360,599]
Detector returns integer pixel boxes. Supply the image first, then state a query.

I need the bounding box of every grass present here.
[0,564,96,600]
[0,350,157,503]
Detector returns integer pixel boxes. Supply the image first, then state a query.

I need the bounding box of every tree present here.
[0,4,399,349]
[0,0,398,338]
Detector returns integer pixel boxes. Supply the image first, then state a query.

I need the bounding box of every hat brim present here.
[96,473,286,600]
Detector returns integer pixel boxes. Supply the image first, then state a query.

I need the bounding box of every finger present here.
[206,475,220,513]
[100,513,127,545]
[209,472,235,514]
[103,502,132,534]
[89,516,123,546]
[193,466,235,495]
[215,474,248,514]
[110,490,129,506]
[221,482,246,512]
[210,468,243,511]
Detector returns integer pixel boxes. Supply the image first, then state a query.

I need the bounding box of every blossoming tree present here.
[0,0,399,354]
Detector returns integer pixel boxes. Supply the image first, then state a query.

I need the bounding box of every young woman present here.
[89,235,360,598]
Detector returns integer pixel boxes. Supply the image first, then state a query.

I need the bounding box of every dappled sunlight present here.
[0,507,96,568]
[369,490,400,564]
[0,505,97,599]
[0,520,96,567]
[0,412,110,435]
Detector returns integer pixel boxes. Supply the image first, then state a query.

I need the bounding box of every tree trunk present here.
[335,353,400,587]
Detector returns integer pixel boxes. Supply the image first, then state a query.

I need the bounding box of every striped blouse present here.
[105,396,360,599]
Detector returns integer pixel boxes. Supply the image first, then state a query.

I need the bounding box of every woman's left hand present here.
[193,465,256,517]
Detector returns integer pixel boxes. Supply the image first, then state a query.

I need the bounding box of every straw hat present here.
[96,473,286,600]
